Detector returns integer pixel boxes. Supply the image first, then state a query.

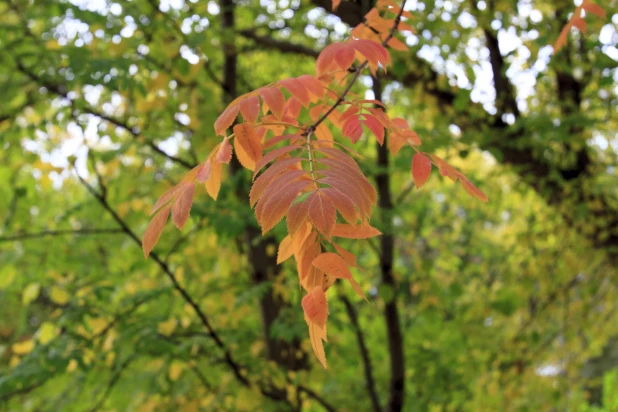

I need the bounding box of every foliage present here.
[0,0,617,410]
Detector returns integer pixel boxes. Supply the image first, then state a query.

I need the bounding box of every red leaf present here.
[285,97,302,118]
[214,104,239,136]
[280,78,311,107]
[252,168,307,208]
[412,153,432,189]
[342,116,363,143]
[239,95,260,123]
[351,39,390,69]
[287,198,311,238]
[258,180,311,234]
[308,191,337,238]
[216,138,233,164]
[582,1,606,18]
[458,175,488,202]
[321,187,358,225]
[363,115,385,145]
[171,183,194,230]
[259,87,285,119]
[142,204,171,258]
[253,145,303,175]
[332,223,381,239]
[298,75,325,100]
[233,123,262,163]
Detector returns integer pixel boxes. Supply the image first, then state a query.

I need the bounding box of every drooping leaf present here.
[332,223,381,239]
[233,123,262,163]
[412,153,432,189]
[143,204,171,258]
[214,104,239,136]
[171,183,194,230]
[216,138,233,164]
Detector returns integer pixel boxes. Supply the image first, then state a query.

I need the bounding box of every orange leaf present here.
[214,104,239,136]
[253,145,303,175]
[387,36,408,51]
[142,204,171,258]
[307,317,327,369]
[302,286,328,330]
[287,198,311,238]
[333,243,357,267]
[239,95,260,123]
[285,97,302,118]
[171,183,194,230]
[258,180,311,234]
[582,1,606,18]
[216,138,233,164]
[251,168,307,207]
[342,116,363,143]
[233,123,262,163]
[458,175,488,202]
[312,252,365,299]
[277,235,294,264]
[151,184,183,216]
[411,153,432,189]
[351,39,390,68]
[234,138,256,171]
[259,87,285,119]
[298,75,325,100]
[321,188,358,225]
[205,161,223,200]
[332,223,381,239]
[308,191,337,238]
[196,160,212,183]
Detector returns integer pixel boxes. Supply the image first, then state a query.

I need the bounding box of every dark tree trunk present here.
[374,74,406,412]
[220,0,306,371]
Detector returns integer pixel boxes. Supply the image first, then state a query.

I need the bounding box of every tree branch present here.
[239,29,319,58]
[0,228,124,243]
[340,295,381,412]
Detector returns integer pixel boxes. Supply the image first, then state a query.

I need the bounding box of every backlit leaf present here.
[142,204,171,258]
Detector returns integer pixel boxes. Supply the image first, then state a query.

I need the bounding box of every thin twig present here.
[0,229,124,243]
[340,295,381,412]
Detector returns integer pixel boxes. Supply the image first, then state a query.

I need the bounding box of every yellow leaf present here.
[12,339,34,355]
[168,361,184,381]
[50,286,70,305]
[22,283,40,305]
[0,266,16,289]
[9,356,20,368]
[158,318,177,336]
[37,322,57,344]
[66,359,78,372]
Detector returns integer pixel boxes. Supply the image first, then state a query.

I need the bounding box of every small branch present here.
[307,0,407,133]
[239,29,319,58]
[87,354,135,412]
[340,295,381,412]
[297,384,337,412]
[0,229,124,243]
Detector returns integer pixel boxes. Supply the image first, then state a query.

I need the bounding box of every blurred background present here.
[0,0,617,410]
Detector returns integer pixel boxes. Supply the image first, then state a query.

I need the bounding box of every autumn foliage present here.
[142,0,487,368]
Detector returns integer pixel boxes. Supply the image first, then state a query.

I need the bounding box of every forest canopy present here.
[0,0,617,411]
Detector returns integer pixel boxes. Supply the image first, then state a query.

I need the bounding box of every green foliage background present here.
[0,0,617,410]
